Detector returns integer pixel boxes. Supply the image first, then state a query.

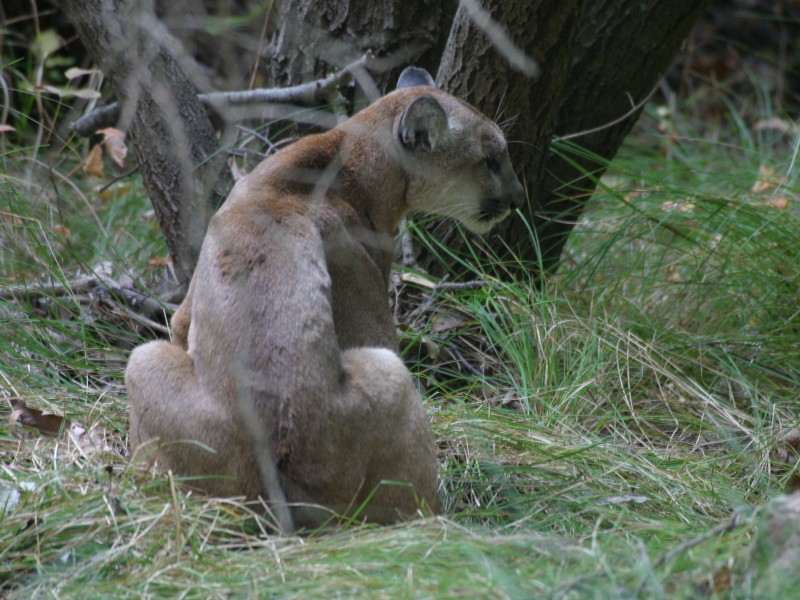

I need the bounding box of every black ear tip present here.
[396,67,436,90]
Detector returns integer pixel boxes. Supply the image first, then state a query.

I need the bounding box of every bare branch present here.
[71,56,370,137]
[553,82,660,142]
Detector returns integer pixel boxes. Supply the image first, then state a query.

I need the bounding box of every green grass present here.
[3,55,800,599]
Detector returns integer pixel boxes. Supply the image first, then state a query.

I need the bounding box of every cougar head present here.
[394,67,524,234]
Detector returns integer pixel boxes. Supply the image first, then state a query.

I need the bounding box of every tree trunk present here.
[62,0,711,283]
[432,0,584,275]
[61,0,232,285]
[533,0,713,272]
[429,0,711,277]
[262,0,456,94]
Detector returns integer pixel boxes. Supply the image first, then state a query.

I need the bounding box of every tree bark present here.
[262,0,456,94]
[61,0,232,285]
[533,0,712,272]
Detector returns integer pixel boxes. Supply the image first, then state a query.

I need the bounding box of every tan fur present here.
[125,84,524,530]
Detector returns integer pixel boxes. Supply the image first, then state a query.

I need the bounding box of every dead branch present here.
[71,56,369,137]
[0,273,177,333]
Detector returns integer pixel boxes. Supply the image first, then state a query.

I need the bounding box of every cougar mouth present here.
[477,197,512,224]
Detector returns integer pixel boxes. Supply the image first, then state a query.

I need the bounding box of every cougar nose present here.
[509,179,525,210]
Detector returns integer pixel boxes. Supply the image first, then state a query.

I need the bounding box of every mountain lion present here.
[125,67,524,531]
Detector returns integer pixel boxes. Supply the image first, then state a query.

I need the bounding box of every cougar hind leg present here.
[125,340,259,499]
[285,347,440,528]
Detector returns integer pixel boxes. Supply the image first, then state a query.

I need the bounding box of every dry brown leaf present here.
[765,197,790,209]
[9,399,69,437]
[751,165,787,194]
[97,127,127,168]
[148,255,173,267]
[666,265,682,282]
[701,564,731,595]
[623,190,641,203]
[52,224,71,237]
[753,118,795,134]
[84,143,104,178]
[67,423,108,455]
[430,310,468,333]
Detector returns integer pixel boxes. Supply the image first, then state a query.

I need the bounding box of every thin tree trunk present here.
[61,0,232,285]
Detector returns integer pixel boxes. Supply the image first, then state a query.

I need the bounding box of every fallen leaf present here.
[9,399,68,437]
[697,564,731,595]
[52,224,71,237]
[765,197,790,209]
[400,272,437,289]
[148,255,173,267]
[666,265,682,282]
[67,423,108,454]
[64,67,101,80]
[753,118,795,134]
[96,127,127,168]
[41,85,101,100]
[751,165,787,194]
[501,392,524,411]
[430,310,468,333]
[623,190,641,203]
[32,29,62,61]
[597,494,649,506]
[84,143,104,178]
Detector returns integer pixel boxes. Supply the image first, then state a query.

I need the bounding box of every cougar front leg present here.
[285,347,440,528]
[125,341,260,499]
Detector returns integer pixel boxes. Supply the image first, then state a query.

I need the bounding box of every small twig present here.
[0,276,97,300]
[69,104,120,137]
[236,125,274,148]
[97,166,139,193]
[654,509,747,569]
[445,342,484,378]
[554,81,660,143]
[409,277,491,320]
[633,510,748,597]
[71,56,370,136]
[1,273,175,336]
[106,303,170,336]
[247,0,276,90]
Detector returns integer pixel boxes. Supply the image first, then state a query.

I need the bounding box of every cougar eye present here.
[484,156,501,175]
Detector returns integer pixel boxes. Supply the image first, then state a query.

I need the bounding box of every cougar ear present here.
[396,66,436,90]
[399,95,448,152]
